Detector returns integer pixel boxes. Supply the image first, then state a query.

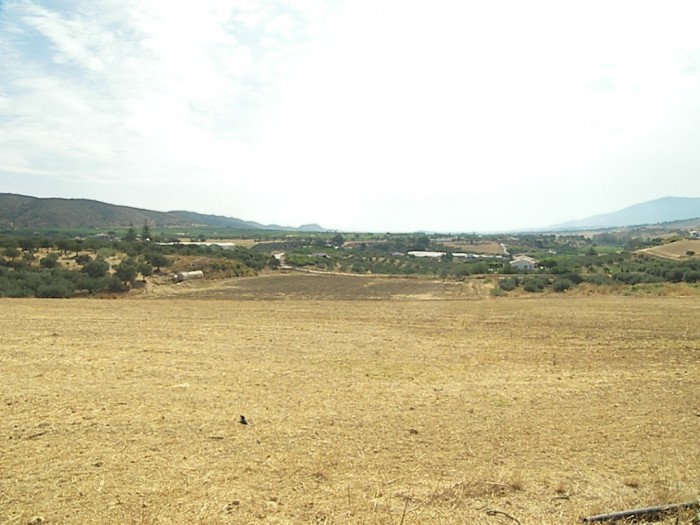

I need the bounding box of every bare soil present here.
[2,274,699,524]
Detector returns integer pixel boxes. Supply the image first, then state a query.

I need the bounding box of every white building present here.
[509,255,537,271]
[407,251,446,258]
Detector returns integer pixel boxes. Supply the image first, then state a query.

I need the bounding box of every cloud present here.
[1,0,700,231]
[0,1,326,182]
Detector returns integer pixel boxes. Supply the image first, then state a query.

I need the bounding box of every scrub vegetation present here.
[1,226,699,297]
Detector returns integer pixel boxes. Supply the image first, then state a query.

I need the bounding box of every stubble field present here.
[2,275,700,524]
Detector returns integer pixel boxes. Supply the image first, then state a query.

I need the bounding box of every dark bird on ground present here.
[239,415,248,425]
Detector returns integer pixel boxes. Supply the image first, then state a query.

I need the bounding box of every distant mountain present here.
[551,196,700,230]
[0,193,327,231]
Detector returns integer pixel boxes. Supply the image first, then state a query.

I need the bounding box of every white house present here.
[689,231,700,239]
[510,255,537,271]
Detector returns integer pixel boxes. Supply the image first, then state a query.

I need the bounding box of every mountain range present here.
[0,193,325,231]
[550,196,700,230]
[1,193,699,232]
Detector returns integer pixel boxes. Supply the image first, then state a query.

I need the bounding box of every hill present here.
[640,239,700,260]
[0,193,326,231]
[551,196,700,230]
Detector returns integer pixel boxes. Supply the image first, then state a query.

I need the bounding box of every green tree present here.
[36,278,76,298]
[19,238,35,252]
[142,220,151,241]
[106,275,129,293]
[40,253,60,269]
[137,260,153,281]
[331,233,345,247]
[113,257,138,286]
[412,235,430,251]
[684,270,700,283]
[75,254,92,266]
[83,258,110,279]
[3,247,20,261]
[15,252,35,268]
[124,224,137,243]
[143,251,170,272]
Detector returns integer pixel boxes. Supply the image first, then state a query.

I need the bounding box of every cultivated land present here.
[2,275,700,524]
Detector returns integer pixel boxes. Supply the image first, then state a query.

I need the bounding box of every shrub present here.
[553,278,574,293]
[498,277,518,291]
[586,274,614,285]
[614,272,664,285]
[684,270,700,283]
[561,272,584,284]
[490,286,506,297]
[40,253,60,269]
[664,268,685,283]
[106,276,129,293]
[113,257,138,286]
[83,258,110,279]
[522,276,548,292]
[35,279,75,298]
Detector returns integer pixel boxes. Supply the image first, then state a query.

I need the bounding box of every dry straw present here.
[1,279,699,524]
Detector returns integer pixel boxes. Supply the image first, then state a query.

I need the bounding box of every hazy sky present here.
[1,1,699,232]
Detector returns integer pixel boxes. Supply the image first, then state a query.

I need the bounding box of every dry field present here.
[2,275,700,524]
[641,240,700,260]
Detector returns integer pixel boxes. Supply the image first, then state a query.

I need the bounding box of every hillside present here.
[0,193,325,231]
[551,196,700,230]
[640,239,700,260]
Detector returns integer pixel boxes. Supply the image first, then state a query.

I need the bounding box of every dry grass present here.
[641,239,700,260]
[439,241,506,255]
[2,276,700,524]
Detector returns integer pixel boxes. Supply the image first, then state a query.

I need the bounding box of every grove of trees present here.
[1,228,698,297]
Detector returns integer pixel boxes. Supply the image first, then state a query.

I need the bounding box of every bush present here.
[35,279,75,298]
[106,276,129,293]
[40,253,60,269]
[684,270,700,283]
[561,272,584,284]
[664,268,685,283]
[586,274,614,285]
[614,272,664,285]
[113,257,138,286]
[83,258,110,279]
[522,276,548,292]
[490,286,506,297]
[553,278,574,293]
[73,275,111,294]
[498,277,518,291]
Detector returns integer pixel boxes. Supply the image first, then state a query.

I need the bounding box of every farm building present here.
[510,255,538,271]
[173,270,204,282]
[407,251,446,258]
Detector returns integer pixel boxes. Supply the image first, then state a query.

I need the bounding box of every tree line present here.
[0,233,278,298]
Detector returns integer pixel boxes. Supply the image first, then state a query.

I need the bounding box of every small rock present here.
[225,500,240,512]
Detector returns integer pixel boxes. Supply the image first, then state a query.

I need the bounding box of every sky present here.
[1,0,699,232]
